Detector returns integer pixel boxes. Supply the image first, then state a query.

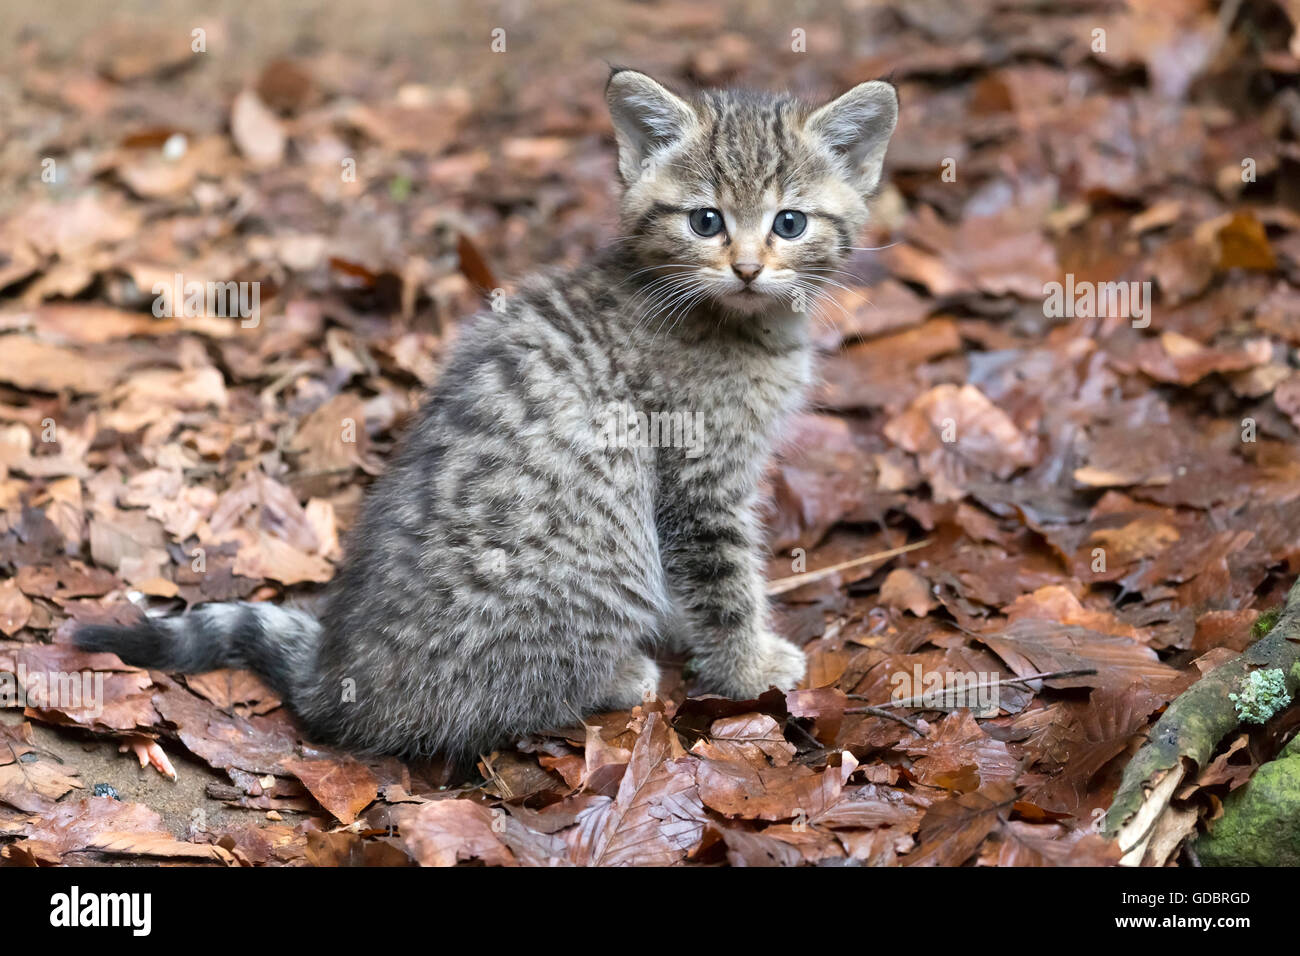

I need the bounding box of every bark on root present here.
[1103,577,1300,865]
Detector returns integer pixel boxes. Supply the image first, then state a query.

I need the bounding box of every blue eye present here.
[772,210,807,239]
[689,208,724,237]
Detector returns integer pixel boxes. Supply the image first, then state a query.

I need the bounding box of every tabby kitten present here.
[78,70,899,761]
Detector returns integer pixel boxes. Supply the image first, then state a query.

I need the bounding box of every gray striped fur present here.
[77,71,899,761]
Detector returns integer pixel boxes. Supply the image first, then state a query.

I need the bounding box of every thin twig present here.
[784,719,824,752]
[849,705,927,734]
[765,539,933,596]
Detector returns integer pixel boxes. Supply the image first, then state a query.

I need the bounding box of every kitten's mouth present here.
[717,286,781,315]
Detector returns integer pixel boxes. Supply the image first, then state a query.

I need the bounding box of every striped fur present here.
[77,71,899,761]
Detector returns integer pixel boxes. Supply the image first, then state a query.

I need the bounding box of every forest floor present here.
[2,0,1300,865]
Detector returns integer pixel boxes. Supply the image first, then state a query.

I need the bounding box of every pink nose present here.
[732,262,763,283]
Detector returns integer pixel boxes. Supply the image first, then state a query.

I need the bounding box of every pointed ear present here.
[806,80,898,196]
[606,69,696,184]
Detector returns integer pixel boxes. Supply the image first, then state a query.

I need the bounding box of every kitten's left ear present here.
[606,69,697,185]
[806,80,899,196]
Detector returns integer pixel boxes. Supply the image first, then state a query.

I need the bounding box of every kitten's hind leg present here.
[598,646,662,710]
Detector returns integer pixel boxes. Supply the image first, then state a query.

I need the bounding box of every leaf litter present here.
[2,0,1300,865]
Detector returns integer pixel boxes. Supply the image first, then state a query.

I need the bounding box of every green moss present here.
[1253,606,1283,639]
[1198,750,1300,865]
[388,174,413,202]
[1282,732,1300,760]
[1229,668,1290,724]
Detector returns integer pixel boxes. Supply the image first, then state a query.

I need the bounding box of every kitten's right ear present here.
[606,69,696,185]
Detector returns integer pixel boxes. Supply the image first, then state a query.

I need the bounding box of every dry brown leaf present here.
[879,567,937,617]
[284,756,378,824]
[566,712,706,865]
[231,89,286,168]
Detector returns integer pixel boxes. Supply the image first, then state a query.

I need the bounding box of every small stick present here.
[846,668,1098,710]
[765,539,933,596]
[850,705,927,734]
[784,719,825,752]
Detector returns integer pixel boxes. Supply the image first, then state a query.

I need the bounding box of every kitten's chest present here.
[669,336,812,454]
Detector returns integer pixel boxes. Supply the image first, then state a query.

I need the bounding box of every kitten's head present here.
[606,69,898,317]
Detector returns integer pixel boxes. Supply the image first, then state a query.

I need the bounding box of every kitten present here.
[77,70,899,761]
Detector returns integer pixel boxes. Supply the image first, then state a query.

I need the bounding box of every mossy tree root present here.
[1103,577,1300,865]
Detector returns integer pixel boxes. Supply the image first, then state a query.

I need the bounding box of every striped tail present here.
[75,602,320,704]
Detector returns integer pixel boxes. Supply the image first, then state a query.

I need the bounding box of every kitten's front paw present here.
[703,633,807,700]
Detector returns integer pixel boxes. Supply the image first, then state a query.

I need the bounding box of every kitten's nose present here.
[732,262,763,283]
